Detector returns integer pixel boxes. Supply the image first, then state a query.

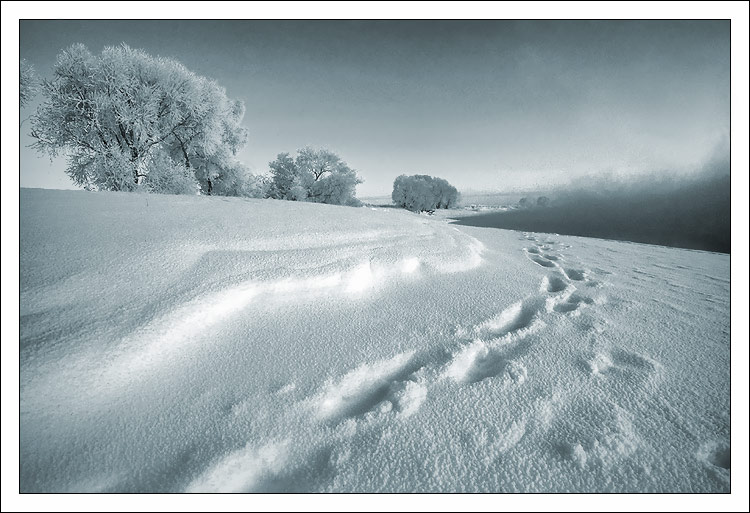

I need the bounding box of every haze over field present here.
[454,151,731,253]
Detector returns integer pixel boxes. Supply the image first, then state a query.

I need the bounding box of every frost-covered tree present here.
[267,147,362,205]
[205,161,271,199]
[20,58,39,109]
[309,168,362,206]
[166,96,248,195]
[142,152,200,195]
[392,174,459,212]
[238,172,272,199]
[30,43,248,194]
[266,152,299,200]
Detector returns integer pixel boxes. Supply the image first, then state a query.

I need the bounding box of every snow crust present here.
[20,189,730,492]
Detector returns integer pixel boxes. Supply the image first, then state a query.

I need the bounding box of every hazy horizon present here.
[20,20,730,196]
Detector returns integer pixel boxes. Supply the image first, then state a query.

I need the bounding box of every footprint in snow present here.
[444,340,529,385]
[313,351,427,423]
[186,438,343,493]
[585,349,663,387]
[529,255,557,268]
[552,292,595,314]
[473,296,545,340]
[540,273,569,294]
[185,440,292,492]
[445,298,544,384]
[698,441,730,470]
[550,400,641,470]
[610,349,663,382]
[562,267,587,281]
[560,266,602,288]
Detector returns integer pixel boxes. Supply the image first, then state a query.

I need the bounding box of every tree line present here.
[22,43,458,210]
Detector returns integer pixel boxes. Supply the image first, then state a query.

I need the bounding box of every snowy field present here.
[19,188,730,493]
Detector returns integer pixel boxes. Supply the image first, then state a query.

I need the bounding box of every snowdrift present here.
[20,189,730,493]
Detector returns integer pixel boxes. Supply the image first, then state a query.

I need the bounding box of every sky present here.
[19,20,730,196]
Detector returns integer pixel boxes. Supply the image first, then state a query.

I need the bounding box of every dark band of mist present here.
[19,20,729,196]
[453,143,730,254]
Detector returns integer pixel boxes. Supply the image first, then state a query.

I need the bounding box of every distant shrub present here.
[392,174,459,212]
[518,196,551,208]
[518,197,533,209]
[267,147,363,206]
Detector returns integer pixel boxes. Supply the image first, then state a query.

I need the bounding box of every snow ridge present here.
[187,231,705,493]
[22,212,485,407]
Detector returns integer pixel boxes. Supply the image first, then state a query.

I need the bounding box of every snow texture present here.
[20,189,730,492]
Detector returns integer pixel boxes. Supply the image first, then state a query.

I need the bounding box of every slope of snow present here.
[19,189,730,493]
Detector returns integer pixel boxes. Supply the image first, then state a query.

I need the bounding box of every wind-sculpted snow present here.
[19,189,730,493]
[20,190,484,405]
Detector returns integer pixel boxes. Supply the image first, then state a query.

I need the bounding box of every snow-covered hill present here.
[19,188,730,493]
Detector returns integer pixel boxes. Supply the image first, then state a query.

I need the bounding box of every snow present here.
[19,188,731,493]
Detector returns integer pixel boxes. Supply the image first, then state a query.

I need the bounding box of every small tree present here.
[267,147,362,205]
[309,168,362,206]
[267,152,299,200]
[30,43,247,194]
[392,174,459,212]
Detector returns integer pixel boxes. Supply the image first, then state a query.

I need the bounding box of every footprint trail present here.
[190,230,668,492]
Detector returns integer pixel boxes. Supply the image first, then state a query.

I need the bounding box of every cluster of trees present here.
[267,147,362,206]
[25,43,364,206]
[25,44,466,211]
[392,174,459,212]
